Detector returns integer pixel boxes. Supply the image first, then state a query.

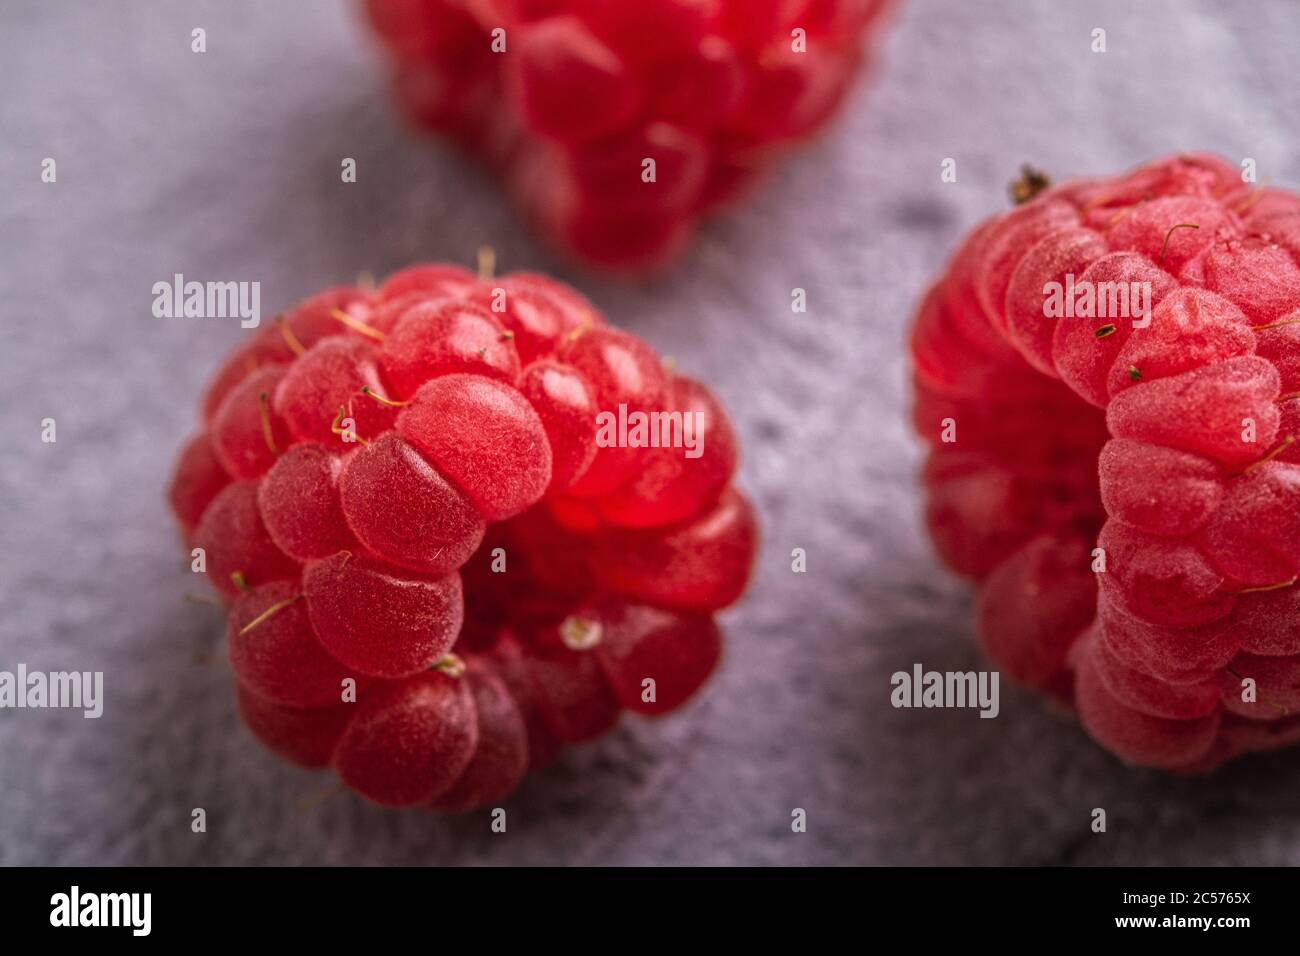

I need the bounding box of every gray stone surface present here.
[2,0,1299,865]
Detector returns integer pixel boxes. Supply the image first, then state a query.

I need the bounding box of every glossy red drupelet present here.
[911,154,1300,771]
[170,263,757,808]
[362,0,894,271]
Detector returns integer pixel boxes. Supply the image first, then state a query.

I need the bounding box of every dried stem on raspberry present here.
[477,245,496,281]
[433,653,466,678]
[560,615,602,651]
[230,570,251,593]
[360,385,409,408]
[1253,316,1300,332]
[1276,392,1300,404]
[258,392,280,455]
[1103,205,1136,231]
[330,404,369,446]
[1238,434,1296,475]
[276,315,306,356]
[238,594,303,636]
[1232,183,1269,216]
[1157,223,1200,269]
[1237,577,1298,595]
[566,319,595,344]
[329,307,385,342]
[1009,165,1051,205]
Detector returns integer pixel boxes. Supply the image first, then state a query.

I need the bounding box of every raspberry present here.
[168,432,232,536]
[228,581,367,708]
[395,373,553,520]
[169,262,756,809]
[303,552,464,678]
[362,0,894,271]
[338,432,486,575]
[235,685,354,769]
[193,482,300,599]
[333,669,479,806]
[427,660,529,813]
[911,154,1300,772]
[590,601,723,715]
[258,443,358,560]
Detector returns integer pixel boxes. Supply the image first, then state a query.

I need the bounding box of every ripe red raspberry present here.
[171,261,757,808]
[362,0,894,272]
[911,154,1300,772]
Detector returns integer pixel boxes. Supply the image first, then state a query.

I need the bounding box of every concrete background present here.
[2,0,1299,865]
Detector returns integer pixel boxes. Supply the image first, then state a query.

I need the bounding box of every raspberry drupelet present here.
[362,0,895,272]
[170,261,757,808]
[911,154,1300,771]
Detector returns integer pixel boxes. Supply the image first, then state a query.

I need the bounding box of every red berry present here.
[561,326,668,496]
[304,552,463,678]
[170,263,755,808]
[518,359,598,492]
[202,287,375,421]
[590,602,722,715]
[257,443,358,560]
[379,300,521,396]
[646,36,747,129]
[595,374,737,527]
[591,487,758,612]
[427,661,529,812]
[377,263,480,302]
[974,534,1095,698]
[911,154,1300,771]
[338,432,486,575]
[276,337,398,444]
[507,16,642,143]
[235,684,352,769]
[520,624,621,743]
[395,373,552,521]
[1075,633,1221,770]
[168,432,232,535]
[192,481,300,599]
[573,0,717,64]
[487,632,564,772]
[279,287,378,353]
[501,271,601,333]
[228,580,360,708]
[363,0,894,270]
[1218,652,1300,719]
[565,122,710,217]
[465,281,566,365]
[210,366,294,480]
[333,670,478,806]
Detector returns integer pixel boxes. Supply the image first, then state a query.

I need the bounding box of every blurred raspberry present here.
[362,0,894,272]
[911,154,1300,771]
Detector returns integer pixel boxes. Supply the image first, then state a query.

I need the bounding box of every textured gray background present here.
[2,0,1299,866]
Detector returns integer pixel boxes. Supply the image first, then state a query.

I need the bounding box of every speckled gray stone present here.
[2,0,1299,865]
